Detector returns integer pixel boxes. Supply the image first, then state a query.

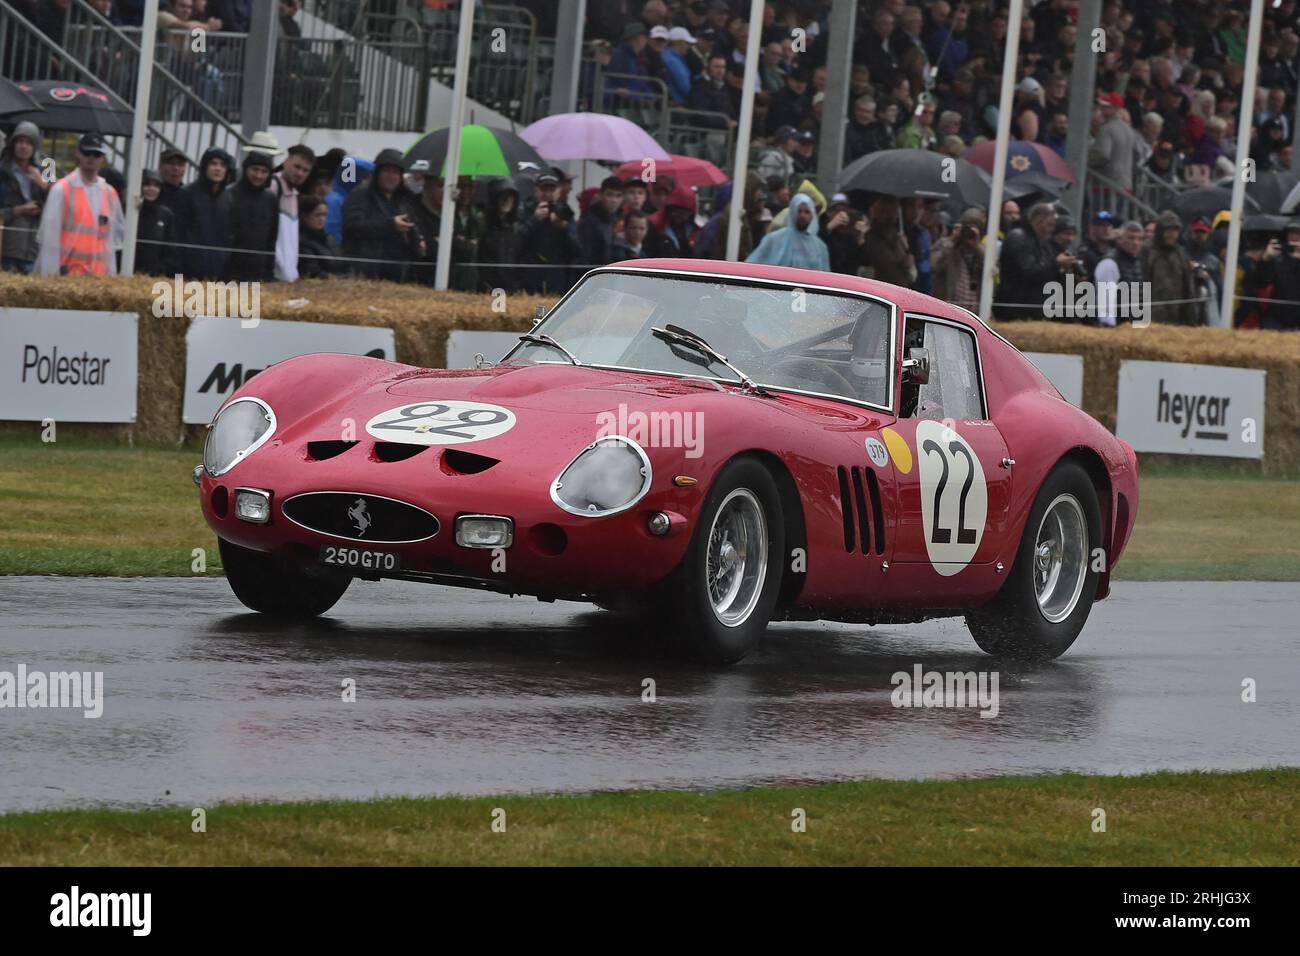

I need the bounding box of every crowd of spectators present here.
[2,0,1300,330]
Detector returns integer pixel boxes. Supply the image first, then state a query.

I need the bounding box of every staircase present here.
[0,0,254,172]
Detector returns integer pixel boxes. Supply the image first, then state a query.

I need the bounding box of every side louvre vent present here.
[851,467,872,555]
[836,466,855,553]
[837,464,887,557]
[864,468,886,555]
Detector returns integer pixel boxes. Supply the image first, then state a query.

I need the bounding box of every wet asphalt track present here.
[0,577,1297,811]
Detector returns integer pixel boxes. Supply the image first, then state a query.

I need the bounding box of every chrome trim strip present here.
[281,490,441,544]
[550,435,654,518]
[505,267,898,415]
[204,396,277,477]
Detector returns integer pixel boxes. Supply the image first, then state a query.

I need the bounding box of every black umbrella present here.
[4,80,132,135]
[0,78,40,117]
[1171,185,1260,223]
[1216,170,1298,215]
[404,124,547,179]
[1242,214,1290,233]
[838,148,990,207]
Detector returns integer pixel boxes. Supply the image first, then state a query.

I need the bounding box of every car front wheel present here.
[965,461,1102,661]
[218,538,351,618]
[663,457,786,664]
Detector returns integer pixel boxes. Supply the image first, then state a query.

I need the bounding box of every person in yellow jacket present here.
[35,134,124,277]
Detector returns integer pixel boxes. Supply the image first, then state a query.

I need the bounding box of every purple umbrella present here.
[520,112,671,163]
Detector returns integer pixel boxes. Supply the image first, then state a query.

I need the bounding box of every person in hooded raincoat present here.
[745,193,830,271]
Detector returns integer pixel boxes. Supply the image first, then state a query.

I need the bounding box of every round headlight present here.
[204,397,275,477]
[551,437,652,517]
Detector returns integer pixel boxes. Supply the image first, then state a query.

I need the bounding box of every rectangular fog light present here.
[234,488,272,524]
[455,514,514,549]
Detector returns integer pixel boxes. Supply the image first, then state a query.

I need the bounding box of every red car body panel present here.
[198,259,1139,620]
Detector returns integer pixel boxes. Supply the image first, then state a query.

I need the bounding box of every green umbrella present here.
[404,124,548,178]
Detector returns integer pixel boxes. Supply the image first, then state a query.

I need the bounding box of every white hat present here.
[668,26,696,43]
[242,130,284,157]
[649,25,671,40]
[1016,77,1042,96]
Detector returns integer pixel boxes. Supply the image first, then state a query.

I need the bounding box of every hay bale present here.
[2,274,1297,471]
[0,273,554,445]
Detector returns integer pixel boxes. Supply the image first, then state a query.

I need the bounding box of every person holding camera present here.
[1264,221,1300,332]
[520,172,582,294]
[932,208,985,313]
[0,122,50,275]
[820,194,869,276]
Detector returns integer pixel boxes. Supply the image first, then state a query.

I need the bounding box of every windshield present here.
[509,271,894,409]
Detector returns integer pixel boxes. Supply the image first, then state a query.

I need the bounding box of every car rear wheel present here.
[965,461,1102,661]
[662,457,785,664]
[218,538,351,617]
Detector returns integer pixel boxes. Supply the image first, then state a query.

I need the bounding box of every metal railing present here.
[420,4,539,125]
[1086,169,1161,223]
[0,1,253,173]
[591,70,671,138]
[273,33,429,130]
[1134,164,1190,213]
[666,108,736,169]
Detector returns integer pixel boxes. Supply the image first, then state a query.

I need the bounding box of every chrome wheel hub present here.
[1033,493,1088,624]
[705,488,768,628]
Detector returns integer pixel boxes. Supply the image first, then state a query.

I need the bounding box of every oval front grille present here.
[282,492,439,543]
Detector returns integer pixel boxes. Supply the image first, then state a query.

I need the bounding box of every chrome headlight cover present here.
[203,397,276,477]
[550,435,652,517]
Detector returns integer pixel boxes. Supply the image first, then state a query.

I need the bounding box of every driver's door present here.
[884,315,1012,587]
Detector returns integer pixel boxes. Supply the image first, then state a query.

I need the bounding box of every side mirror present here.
[902,347,930,385]
[532,305,547,328]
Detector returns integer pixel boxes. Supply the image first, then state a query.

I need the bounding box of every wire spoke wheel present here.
[705,488,768,627]
[1033,494,1088,624]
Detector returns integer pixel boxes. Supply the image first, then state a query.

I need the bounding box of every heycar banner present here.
[1023,352,1084,407]
[1116,360,1265,459]
[0,307,138,423]
[183,316,395,424]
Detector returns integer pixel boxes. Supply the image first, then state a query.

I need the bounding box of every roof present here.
[597,258,977,328]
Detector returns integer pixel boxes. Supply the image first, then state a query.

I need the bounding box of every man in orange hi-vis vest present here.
[35,134,124,277]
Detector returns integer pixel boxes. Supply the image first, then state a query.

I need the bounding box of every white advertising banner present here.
[1023,352,1084,407]
[0,307,138,423]
[183,316,396,424]
[1116,360,1265,459]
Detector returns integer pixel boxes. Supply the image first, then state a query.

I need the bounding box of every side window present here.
[901,318,984,421]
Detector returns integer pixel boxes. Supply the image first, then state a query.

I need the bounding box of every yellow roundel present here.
[882,427,913,474]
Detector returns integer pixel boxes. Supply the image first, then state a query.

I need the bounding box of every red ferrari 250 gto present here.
[197,259,1138,663]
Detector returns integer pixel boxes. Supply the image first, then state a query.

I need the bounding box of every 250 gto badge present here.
[365,401,517,445]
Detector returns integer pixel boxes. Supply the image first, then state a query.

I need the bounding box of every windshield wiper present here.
[518,333,581,366]
[651,324,771,396]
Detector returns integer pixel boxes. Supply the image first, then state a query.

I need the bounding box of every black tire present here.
[965,461,1102,661]
[660,457,786,664]
[218,538,351,618]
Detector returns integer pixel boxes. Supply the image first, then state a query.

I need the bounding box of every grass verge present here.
[2,438,1298,580]
[0,769,1295,866]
